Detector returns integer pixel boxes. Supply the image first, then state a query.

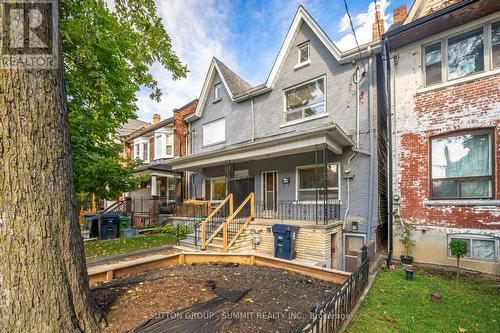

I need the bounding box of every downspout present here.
[367,54,375,241]
[384,37,394,267]
[355,67,361,147]
[251,97,255,141]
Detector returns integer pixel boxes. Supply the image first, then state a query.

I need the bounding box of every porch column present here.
[151,175,157,196]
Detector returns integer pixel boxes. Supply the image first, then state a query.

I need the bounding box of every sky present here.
[135,0,407,122]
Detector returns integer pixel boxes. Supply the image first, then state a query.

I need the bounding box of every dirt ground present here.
[92,263,341,332]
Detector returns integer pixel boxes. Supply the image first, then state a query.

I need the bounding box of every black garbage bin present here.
[84,214,99,239]
[272,224,298,260]
[100,213,119,240]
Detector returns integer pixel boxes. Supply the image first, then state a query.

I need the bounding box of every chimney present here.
[372,5,385,40]
[152,113,161,125]
[393,4,407,24]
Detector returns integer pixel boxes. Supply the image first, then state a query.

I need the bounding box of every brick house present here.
[123,99,197,205]
[385,0,500,273]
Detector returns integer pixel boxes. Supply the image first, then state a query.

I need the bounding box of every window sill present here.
[423,199,500,206]
[280,113,329,128]
[294,60,311,70]
[202,140,226,148]
[418,68,500,94]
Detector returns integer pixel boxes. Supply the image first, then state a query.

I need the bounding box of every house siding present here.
[390,36,500,273]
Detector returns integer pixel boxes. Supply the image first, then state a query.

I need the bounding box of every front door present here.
[262,171,278,216]
[344,234,365,273]
[230,178,255,216]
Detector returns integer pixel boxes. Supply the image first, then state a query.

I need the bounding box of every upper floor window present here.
[214,83,222,101]
[297,164,340,201]
[447,28,484,80]
[423,21,500,86]
[284,76,325,123]
[203,118,225,146]
[134,139,149,163]
[298,42,309,64]
[431,129,493,199]
[492,21,500,68]
[154,132,174,159]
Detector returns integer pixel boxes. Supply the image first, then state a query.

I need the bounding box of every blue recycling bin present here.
[272,224,298,260]
[100,213,119,240]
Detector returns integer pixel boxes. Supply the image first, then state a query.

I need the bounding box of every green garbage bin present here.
[119,216,131,231]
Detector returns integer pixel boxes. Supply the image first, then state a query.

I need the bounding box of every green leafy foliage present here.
[160,224,192,238]
[449,239,469,258]
[397,218,416,257]
[60,0,187,199]
[348,269,500,333]
[449,239,469,278]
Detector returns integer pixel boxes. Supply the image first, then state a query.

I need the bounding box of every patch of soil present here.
[92,263,340,333]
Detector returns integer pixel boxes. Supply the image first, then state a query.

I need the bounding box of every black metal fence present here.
[254,200,341,224]
[300,246,369,333]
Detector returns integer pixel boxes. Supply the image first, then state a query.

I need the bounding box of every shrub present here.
[160,224,192,239]
[449,239,469,278]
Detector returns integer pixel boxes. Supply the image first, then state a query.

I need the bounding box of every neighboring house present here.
[171,6,389,271]
[122,99,197,224]
[385,0,500,273]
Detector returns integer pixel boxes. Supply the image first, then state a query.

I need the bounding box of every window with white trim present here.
[448,235,498,261]
[133,139,149,163]
[492,21,500,68]
[214,83,222,101]
[298,42,309,64]
[155,134,163,159]
[284,77,325,122]
[203,118,225,146]
[166,132,173,156]
[297,164,340,201]
[423,21,500,86]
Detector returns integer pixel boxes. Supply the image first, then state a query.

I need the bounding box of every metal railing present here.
[300,246,369,333]
[254,200,341,224]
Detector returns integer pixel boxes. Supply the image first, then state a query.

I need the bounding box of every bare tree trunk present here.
[0,2,104,332]
[456,257,460,278]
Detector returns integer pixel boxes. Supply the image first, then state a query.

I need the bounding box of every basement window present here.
[448,235,498,261]
[430,129,493,199]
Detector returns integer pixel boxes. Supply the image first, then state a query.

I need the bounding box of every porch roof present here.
[171,123,354,171]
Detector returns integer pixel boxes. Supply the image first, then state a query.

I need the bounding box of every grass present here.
[347,268,500,333]
[84,233,176,260]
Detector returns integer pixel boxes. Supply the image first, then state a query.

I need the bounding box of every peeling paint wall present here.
[390,30,500,271]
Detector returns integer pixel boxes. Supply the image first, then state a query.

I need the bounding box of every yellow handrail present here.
[224,193,255,251]
[201,194,233,250]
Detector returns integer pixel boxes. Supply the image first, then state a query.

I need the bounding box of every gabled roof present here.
[404,0,464,24]
[117,119,149,137]
[214,58,252,96]
[190,5,381,120]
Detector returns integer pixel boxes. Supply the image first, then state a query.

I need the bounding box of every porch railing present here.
[300,245,369,333]
[201,194,233,250]
[225,193,254,251]
[254,200,341,224]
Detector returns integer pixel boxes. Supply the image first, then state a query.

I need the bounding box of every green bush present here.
[160,224,192,238]
[449,239,469,278]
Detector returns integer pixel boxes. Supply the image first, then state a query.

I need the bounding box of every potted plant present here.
[403,264,414,281]
[449,239,468,278]
[396,215,416,265]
